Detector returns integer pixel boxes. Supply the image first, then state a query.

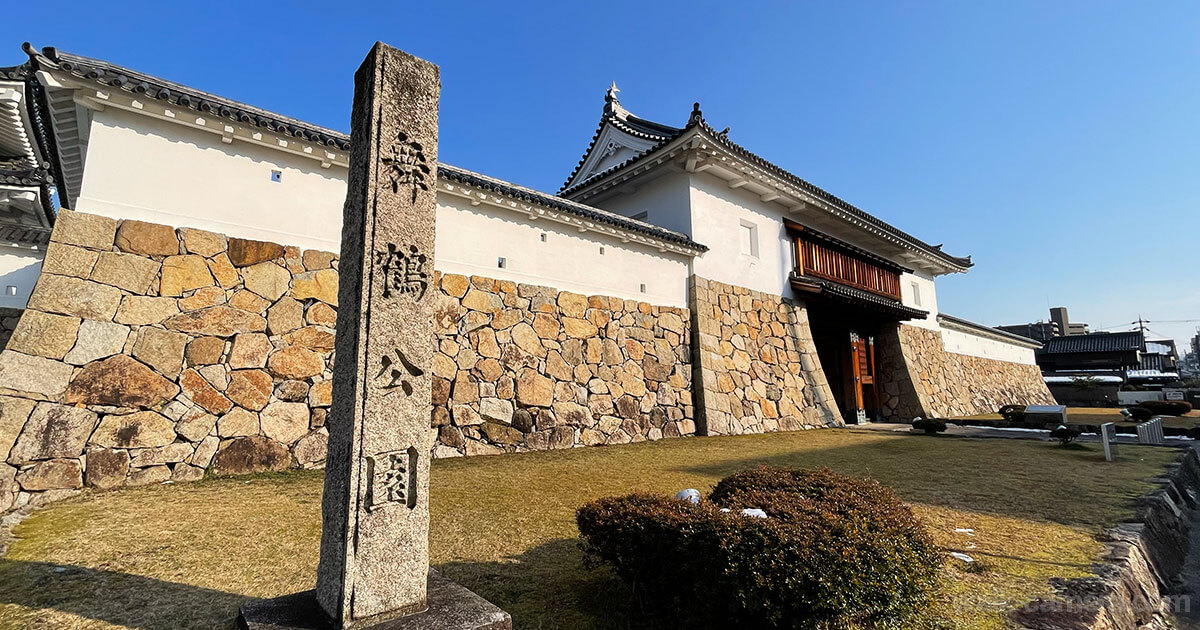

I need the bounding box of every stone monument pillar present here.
[237,42,509,630]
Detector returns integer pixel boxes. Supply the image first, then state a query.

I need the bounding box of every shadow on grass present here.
[435,537,658,630]
[0,559,250,629]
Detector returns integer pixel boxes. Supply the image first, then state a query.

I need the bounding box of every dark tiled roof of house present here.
[1040,331,1144,355]
[560,100,973,271]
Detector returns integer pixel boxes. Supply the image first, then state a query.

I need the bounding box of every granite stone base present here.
[237,570,511,630]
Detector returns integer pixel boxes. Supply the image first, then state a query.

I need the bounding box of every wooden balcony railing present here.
[793,231,901,300]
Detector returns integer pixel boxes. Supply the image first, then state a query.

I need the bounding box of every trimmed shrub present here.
[577,467,943,629]
[998,404,1027,422]
[1140,400,1192,416]
[1049,425,1082,446]
[1126,406,1153,421]
[912,418,948,434]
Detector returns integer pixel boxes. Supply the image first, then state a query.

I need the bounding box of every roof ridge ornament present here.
[688,102,704,126]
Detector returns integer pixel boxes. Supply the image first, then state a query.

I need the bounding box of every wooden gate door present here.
[847,332,876,423]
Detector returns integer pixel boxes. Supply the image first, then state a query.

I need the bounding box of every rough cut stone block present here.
[283,326,336,353]
[180,368,233,414]
[302,249,336,271]
[160,255,215,297]
[227,238,286,268]
[127,465,171,486]
[218,407,260,437]
[308,380,332,408]
[0,396,36,462]
[90,411,177,448]
[91,252,161,295]
[17,458,83,490]
[211,435,289,475]
[6,310,81,360]
[229,289,270,313]
[115,220,180,256]
[179,286,227,311]
[41,242,99,278]
[306,302,337,327]
[0,351,75,400]
[208,253,240,288]
[51,210,117,250]
[516,370,553,407]
[228,333,271,370]
[292,269,338,306]
[227,369,273,411]
[28,274,122,321]
[64,319,129,366]
[84,448,130,489]
[294,428,329,467]
[179,227,227,257]
[132,327,189,377]
[163,306,266,337]
[115,295,180,326]
[267,346,325,380]
[185,336,226,366]
[171,464,206,482]
[65,355,179,408]
[267,298,305,335]
[260,401,310,445]
[175,408,218,442]
[8,402,97,464]
[242,262,291,301]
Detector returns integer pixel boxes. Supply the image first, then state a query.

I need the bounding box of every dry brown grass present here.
[0,429,1180,630]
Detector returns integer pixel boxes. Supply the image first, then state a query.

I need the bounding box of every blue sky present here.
[8,1,1199,348]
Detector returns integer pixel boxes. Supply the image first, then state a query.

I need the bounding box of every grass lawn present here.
[958,406,1200,429]
[0,429,1181,630]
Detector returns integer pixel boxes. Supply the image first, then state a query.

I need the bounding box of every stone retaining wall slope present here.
[876,323,1055,420]
[689,276,841,435]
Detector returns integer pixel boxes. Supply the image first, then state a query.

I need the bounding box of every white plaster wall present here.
[940,326,1038,365]
[592,171,693,237]
[900,270,940,331]
[687,174,794,297]
[70,108,693,306]
[0,246,43,309]
[435,196,691,307]
[75,108,347,252]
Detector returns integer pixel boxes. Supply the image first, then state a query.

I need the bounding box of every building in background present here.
[999,306,1089,343]
[0,42,1052,435]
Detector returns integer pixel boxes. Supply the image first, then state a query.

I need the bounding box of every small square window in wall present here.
[739,220,759,257]
[5,286,15,296]
[911,281,922,307]
[539,233,547,242]
[497,257,507,269]
[599,246,605,255]
[640,283,647,293]
[270,170,282,183]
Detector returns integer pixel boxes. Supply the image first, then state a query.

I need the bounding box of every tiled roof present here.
[439,164,706,252]
[1040,331,1144,355]
[25,45,351,151]
[0,224,50,246]
[560,100,973,271]
[17,45,706,253]
[936,313,1042,348]
[790,273,928,321]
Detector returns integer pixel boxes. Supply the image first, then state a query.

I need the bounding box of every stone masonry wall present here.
[689,276,840,436]
[875,323,1055,420]
[0,210,339,511]
[429,273,695,457]
[0,211,696,510]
